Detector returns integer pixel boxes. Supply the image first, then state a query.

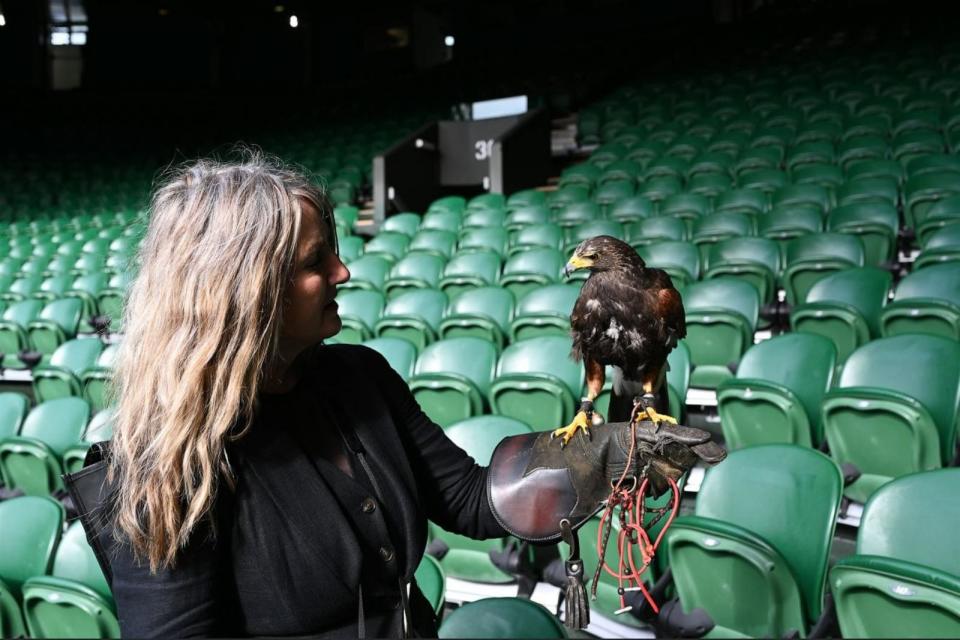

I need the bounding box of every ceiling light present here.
[289,15,298,28]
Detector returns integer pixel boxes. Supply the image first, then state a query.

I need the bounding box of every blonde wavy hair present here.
[108,151,334,573]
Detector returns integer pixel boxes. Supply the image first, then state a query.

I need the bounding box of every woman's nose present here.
[331,256,350,285]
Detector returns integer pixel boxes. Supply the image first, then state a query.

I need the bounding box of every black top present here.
[106,344,506,638]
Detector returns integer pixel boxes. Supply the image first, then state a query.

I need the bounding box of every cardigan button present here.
[379,546,395,563]
[361,497,377,513]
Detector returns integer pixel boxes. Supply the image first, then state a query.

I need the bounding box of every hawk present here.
[552,235,687,445]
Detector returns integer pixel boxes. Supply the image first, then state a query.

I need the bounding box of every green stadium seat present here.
[771,184,831,215]
[626,216,687,247]
[338,255,391,292]
[0,299,43,369]
[718,333,837,449]
[666,135,706,161]
[65,273,110,321]
[409,337,497,427]
[687,173,734,201]
[22,520,119,638]
[892,110,941,138]
[458,227,509,258]
[683,278,760,389]
[735,146,782,177]
[687,152,734,180]
[608,195,655,224]
[790,267,891,364]
[714,188,768,218]
[28,298,84,359]
[0,392,28,442]
[499,248,565,301]
[2,274,44,303]
[374,289,447,354]
[846,158,903,185]
[589,143,628,168]
[0,496,64,638]
[691,212,754,267]
[428,196,467,216]
[704,237,780,305]
[707,131,749,157]
[738,169,789,202]
[638,176,683,209]
[592,181,634,213]
[467,193,506,212]
[830,468,960,639]
[917,195,960,247]
[879,263,960,340]
[506,189,547,210]
[438,597,566,639]
[564,220,624,254]
[626,140,665,168]
[334,290,385,344]
[462,208,507,231]
[413,554,445,621]
[826,202,900,267]
[555,202,601,230]
[915,223,960,270]
[665,445,841,638]
[906,154,960,179]
[504,205,551,234]
[489,336,584,431]
[636,241,700,290]
[32,337,103,403]
[790,163,844,197]
[0,397,91,495]
[384,252,447,300]
[660,193,711,234]
[893,130,945,167]
[837,135,890,171]
[794,122,842,145]
[904,171,960,231]
[80,344,119,413]
[360,337,418,381]
[429,415,532,584]
[420,210,463,235]
[836,177,899,209]
[381,212,422,237]
[509,224,563,256]
[363,231,411,263]
[785,141,835,172]
[63,408,115,473]
[598,159,642,186]
[439,286,515,352]
[547,186,591,213]
[438,251,501,300]
[782,233,866,306]
[509,284,580,342]
[822,334,960,502]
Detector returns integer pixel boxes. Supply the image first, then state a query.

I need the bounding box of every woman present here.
[105,153,507,637]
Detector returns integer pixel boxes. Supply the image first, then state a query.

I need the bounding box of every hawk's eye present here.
[584,252,597,260]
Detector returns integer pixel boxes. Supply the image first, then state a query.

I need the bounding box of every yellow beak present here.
[563,255,593,278]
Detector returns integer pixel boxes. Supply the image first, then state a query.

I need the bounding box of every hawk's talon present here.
[552,410,593,446]
[633,406,679,427]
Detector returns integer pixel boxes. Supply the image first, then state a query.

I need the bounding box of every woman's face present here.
[280,200,350,352]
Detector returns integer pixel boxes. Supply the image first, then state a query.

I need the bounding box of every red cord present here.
[595,476,681,615]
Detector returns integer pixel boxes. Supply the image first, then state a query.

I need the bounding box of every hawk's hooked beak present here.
[563,254,593,278]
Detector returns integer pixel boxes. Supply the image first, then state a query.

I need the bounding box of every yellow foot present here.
[634,406,678,426]
[552,411,591,446]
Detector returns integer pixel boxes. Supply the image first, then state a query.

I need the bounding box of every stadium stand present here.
[3,2,960,637]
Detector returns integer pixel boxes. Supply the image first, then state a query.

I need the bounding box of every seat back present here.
[438,597,567,639]
[492,336,584,430]
[881,263,960,339]
[830,469,960,639]
[824,335,960,500]
[636,241,700,289]
[510,284,580,342]
[439,286,514,349]
[410,338,497,427]
[718,333,836,448]
[683,278,760,388]
[668,445,841,635]
[360,338,418,381]
[335,290,385,343]
[783,233,866,305]
[0,496,64,595]
[791,267,892,361]
[0,392,28,440]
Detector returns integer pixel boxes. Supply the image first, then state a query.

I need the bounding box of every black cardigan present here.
[106,344,507,638]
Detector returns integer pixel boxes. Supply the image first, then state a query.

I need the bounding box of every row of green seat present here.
[0,396,109,497]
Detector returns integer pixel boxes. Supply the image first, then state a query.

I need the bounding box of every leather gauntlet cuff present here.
[487,420,726,542]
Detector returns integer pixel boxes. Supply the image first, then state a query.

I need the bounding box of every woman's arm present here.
[359,346,508,540]
[108,506,233,637]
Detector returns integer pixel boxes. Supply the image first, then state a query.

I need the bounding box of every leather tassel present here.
[563,557,590,629]
[559,518,590,630]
